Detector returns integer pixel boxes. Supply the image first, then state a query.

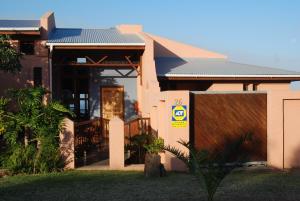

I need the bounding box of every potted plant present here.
[144,137,164,177]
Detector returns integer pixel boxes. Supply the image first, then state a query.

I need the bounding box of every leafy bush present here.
[144,137,164,154]
[0,34,22,73]
[125,133,151,164]
[0,87,73,174]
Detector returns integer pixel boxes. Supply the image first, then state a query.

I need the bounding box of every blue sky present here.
[2,0,300,88]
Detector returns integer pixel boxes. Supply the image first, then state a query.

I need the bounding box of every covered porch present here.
[50,45,150,168]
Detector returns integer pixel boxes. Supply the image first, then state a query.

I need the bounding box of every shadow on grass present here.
[0,169,300,201]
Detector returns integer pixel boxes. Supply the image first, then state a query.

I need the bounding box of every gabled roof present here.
[47,28,145,46]
[0,20,40,31]
[156,57,300,80]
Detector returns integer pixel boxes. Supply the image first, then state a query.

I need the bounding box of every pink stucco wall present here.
[60,118,75,169]
[267,91,300,169]
[208,83,244,91]
[0,12,54,97]
[154,91,190,171]
[109,117,125,169]
[147,33,227,59]
[257,83,290,91]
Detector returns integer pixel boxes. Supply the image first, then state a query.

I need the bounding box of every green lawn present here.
[0,169,299,201]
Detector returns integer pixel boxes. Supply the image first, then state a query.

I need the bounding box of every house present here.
[1,12,300,170]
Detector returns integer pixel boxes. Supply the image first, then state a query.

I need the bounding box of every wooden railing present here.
[74,117,109,166]
[124,117,151,143]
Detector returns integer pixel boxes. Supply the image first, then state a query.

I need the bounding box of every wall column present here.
[60,118,75,169]
[109,117,125,169]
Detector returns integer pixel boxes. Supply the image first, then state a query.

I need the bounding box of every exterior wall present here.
[0,52,49,96]
[40,11,56,39]
[151,90,190,171]
[283,100,300,168]
[208,83,244,91]
[257,83,290,91]
[116,25,161,118]
[89,68,137,121]
[147,33,227,59]
[267,91,300,169]
[206,82,290,92]
[0,12,55,97]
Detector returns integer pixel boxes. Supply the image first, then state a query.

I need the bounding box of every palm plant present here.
[164,134,251,201]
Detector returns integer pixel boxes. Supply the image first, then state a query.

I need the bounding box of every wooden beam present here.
[139,55,143,85]
[55,63,139,68]
[125,56,140,75]
[0,31,40,35]
[97,56,108,64]
[85,56,96,64]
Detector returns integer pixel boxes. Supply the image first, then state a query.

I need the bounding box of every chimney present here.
[40,11,56,39]
[116,24,143,34]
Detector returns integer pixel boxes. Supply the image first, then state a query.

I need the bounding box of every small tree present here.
[164,134,251,201]
[0,35,22,73]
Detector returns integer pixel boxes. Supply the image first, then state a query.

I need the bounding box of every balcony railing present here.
[74,117,109,166]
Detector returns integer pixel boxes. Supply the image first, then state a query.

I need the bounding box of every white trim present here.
[45,42,145,46]
[158,74,300,78]
[0,27,40,31]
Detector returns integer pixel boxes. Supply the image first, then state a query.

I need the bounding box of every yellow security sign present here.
[172,105,187,128]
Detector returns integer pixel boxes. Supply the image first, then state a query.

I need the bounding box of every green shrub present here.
[0,87,73,174]
[144,137,164,154]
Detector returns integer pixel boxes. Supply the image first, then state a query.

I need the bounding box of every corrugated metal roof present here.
[155,57,300,77]
[47,28,145,45]
[0,20,40,30]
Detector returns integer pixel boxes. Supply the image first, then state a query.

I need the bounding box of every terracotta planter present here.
[144,153,161,177]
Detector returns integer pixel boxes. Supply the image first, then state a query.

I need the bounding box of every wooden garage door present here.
[284,100,300,168]
[191,93,267,161]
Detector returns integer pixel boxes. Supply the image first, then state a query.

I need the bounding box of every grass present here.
[0,168,299,201]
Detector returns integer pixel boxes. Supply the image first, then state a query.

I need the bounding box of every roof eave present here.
[0,27,40,31]
[45,42,145,46]
[158,74,300,81]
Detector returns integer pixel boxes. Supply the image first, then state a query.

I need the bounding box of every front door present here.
[101,86,124,120]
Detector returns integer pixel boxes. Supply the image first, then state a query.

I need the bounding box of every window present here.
[20,41,34,55]
[79,93,89,118]
[33,67,42,87]
[77,58,87,64]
